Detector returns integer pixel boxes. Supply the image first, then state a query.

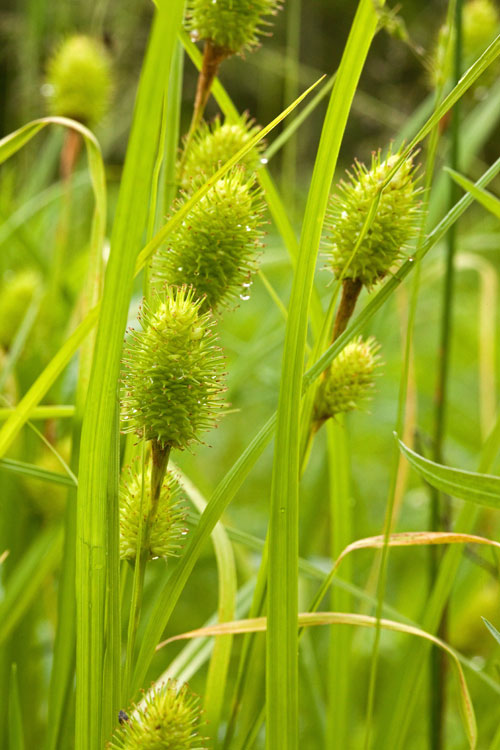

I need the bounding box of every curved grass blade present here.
[156,612,476,749]
[0,458,76,488]
[0,114,106,460]
[131,154,500,697]
[397,437,500,509]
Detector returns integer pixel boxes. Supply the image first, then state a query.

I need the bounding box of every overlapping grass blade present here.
[131,152,500,697]
[157,612,476,749]
[172,467,236,746]
[266,3,382,745]
[447,166,500,218]
[74,5,185,748]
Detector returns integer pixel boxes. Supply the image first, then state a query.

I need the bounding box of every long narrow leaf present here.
[75,6,185,748]
[267,4,381,746]
[446,166,500,219]
[398,437,500,509]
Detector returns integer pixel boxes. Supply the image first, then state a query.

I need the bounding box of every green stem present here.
[123,440,170,701]
[430,3,462,748]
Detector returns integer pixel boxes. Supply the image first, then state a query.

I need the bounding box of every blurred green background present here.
[1,1,500,748]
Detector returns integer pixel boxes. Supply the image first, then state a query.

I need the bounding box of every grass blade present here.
[266,3,381,745]
[75,6,185,748]
[0,525,62,647]
[398,437,500,508]
[8,664,25,750]
[446,166,500,218]
[158,612,477,749]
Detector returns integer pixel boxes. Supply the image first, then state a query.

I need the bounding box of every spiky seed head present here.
[121,286,226,451]
[186,0,282,55]
[0,269,41,349]
[325,149,421,289]
[153,170,266,310]
[108,680,207,750]
[45,35,112,127]
[119,463,186,561]
[314,337,381,422]
[179,115,264,192]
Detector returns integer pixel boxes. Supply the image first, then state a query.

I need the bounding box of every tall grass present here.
[1,1,500,749]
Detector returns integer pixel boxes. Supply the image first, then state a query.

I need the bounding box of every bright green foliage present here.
[45,35,112,127]
[325,150,420,288]
[432,0,500,87]
[463,0,500,58]
[314,337,381,421]
[154,170,266,309]
[179,115,263,192]
[186,0,281,54]
[109,680,207,749]
[0,269,40,348]
[119,463,186,560]
[121,286,225,451]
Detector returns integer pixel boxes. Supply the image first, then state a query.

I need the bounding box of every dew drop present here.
[41,83,55,97]
[260,157,268,165]
[240,294,250,301]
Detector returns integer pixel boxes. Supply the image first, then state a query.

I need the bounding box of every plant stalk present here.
[332,278,363,341]
[430,3,462,747]
[179,40,229,177]
[123,440,170,701]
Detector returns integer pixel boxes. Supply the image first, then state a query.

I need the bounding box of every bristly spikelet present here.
[325,149,421,289]
[121,286,226,451]
[45,35,112,127]
[119,463,186,561]
[108,680,208,750]
[314,337,381,422]
[153,170,266,310]
[179,115,263,192]
[186,0,282,55]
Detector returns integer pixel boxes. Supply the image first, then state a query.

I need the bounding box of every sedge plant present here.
[2,3,500,750]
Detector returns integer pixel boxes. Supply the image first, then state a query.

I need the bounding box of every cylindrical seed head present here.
[121,286,226,451]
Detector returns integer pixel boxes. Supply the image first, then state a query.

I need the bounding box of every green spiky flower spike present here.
[45,34,113,178]
[109,680,208,750]
[184,0,282,142]
[179,115,264,193]
[121,285,226,452]
[313,337,381,426]
[119,463,186,561]
[120,287,225,691]
[325,148,421,340]
[45,35,112,128]
[187,0,282,56]
[153,170,266,311]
